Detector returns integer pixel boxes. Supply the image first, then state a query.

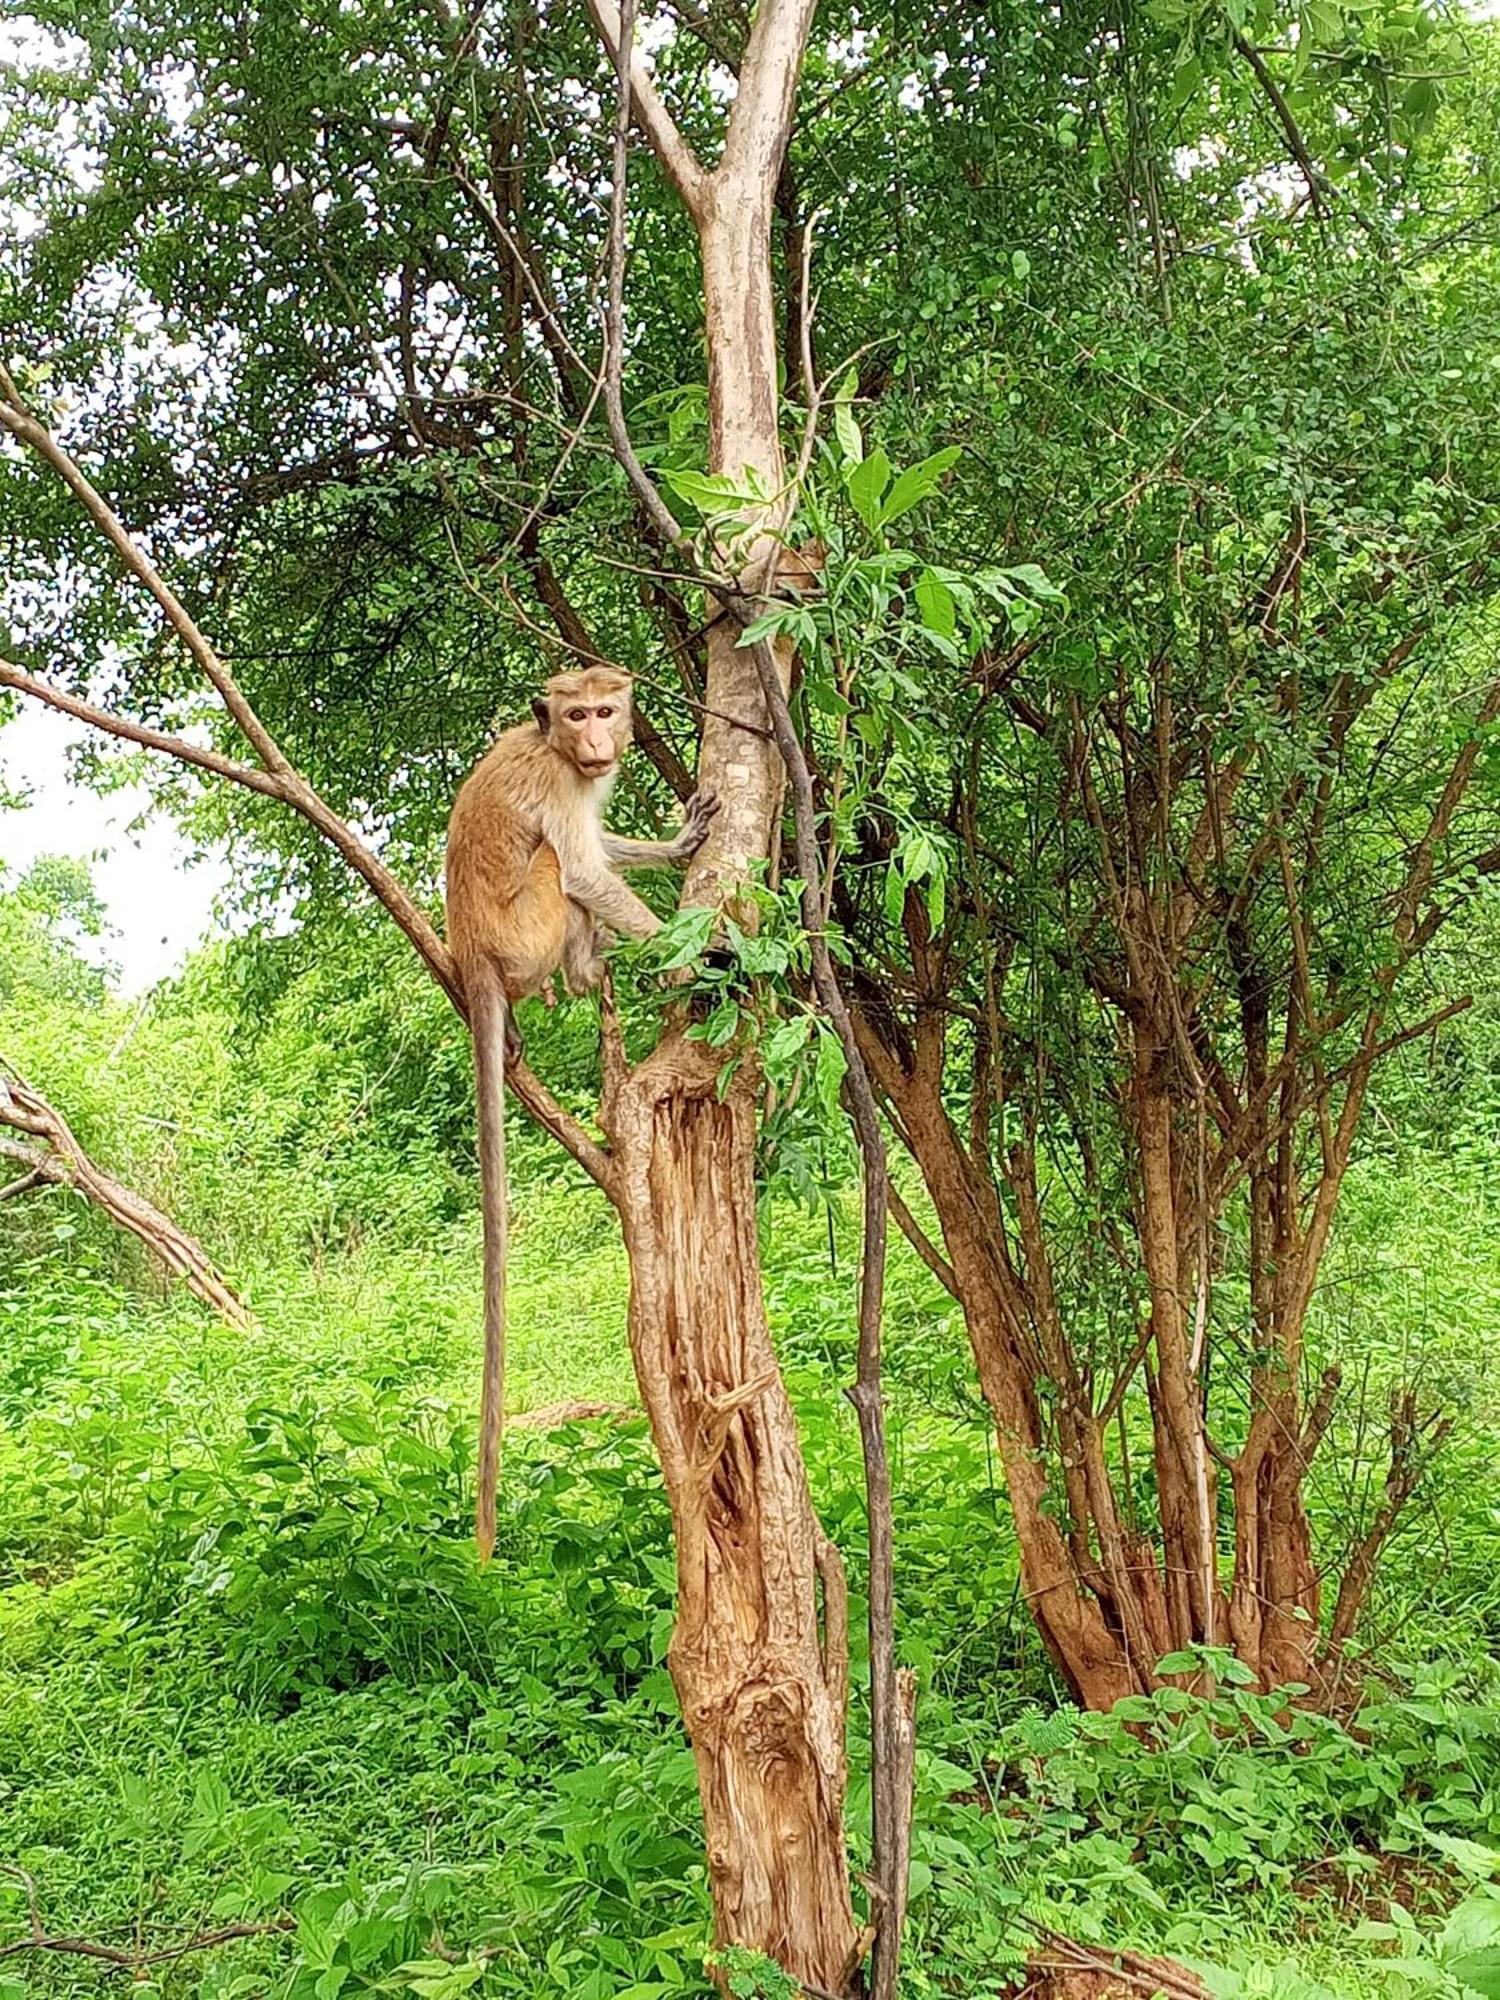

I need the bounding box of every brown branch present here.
[599,12,690,552]
[1322,1391,1452,1660]
[0,1862,294,1970]
[508,1397,636,1429]
[0,658,289,802]
[0,397,286,771]
[0,1069,252,1327]
[1019,1923,1210,2000]
[1226,25,1332,214]
[886,1179,959,1300]
[586,0,707,217]
[0,408,611,1188]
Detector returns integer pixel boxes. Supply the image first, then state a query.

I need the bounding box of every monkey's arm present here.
[561,863,663,939]
[601,789,719,871]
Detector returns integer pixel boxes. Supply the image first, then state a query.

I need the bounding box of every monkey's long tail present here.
[470,960,509,1562]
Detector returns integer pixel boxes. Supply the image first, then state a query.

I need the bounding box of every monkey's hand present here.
[674,789,721,860]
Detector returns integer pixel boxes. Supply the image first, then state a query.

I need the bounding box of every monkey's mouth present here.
[580,760,615,777]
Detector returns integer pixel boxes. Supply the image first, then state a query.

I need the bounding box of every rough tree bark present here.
[584,1,864,1983]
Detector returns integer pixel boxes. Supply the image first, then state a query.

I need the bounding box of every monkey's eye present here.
[596,707,614,719]
[566,708,587,722]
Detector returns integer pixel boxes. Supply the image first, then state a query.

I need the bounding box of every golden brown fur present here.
[445,668,718,1556]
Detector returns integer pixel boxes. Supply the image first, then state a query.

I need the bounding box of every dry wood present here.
[0,1066,251,1328]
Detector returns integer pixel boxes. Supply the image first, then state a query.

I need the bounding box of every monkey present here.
[445,665,719,1558]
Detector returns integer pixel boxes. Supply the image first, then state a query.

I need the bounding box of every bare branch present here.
[601,10,690,550]
[585,0,707,217]
[0,659,288,802]
[0,1863,294,1969]
[744,628,909,1999]
[886,1178,959,1301]
[1322,1390,1453,1660]
[0,397,287,772]
[0,1069,252,1327]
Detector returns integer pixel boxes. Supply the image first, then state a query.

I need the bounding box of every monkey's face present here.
[554,691,633,780]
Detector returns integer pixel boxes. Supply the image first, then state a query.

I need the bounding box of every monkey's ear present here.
[532,698,550,733]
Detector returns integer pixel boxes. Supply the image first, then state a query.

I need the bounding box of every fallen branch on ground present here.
[0,1061,252,1329]
[0,1864,293,1969]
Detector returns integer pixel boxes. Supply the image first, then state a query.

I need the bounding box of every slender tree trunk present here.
[582,5,862,1977]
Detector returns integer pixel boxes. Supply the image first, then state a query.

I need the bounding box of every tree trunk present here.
[602,1034,859,1987]
[581,4,862,1976]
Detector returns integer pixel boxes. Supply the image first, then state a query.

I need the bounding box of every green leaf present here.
[914,570,957,641]
[1156,1649,1201,1675]
[762,1015,812,1072]
[813,1026,847,1120]
[846,447,892,532]
[660,467,755,518]
[647,906,717,971]
[1424,1832,1500,1880]
[328,1408,380,1448]
[833,369,863,464]
[702,999,741,1047]
[881,447,962,526]
[1449,1951,1500,1998]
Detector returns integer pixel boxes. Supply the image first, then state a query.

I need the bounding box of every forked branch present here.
[0,400,610,1188]
[0,1066,252,1328]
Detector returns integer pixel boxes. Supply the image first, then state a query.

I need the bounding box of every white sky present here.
[0,703,230,994]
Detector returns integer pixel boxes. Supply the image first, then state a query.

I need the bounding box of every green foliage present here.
[5,0,1500,1990]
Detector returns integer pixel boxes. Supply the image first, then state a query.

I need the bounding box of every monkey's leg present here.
[562,902,607,994]
[499,843,570,994]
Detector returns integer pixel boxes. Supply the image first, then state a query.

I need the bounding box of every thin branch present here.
[886,1178,959,1300]
[0,397,287,772]
[1225,25,1332,215]
[0,1069,252,1327]
[0,659,288,802]
[601,13,690,550]
[0,1863,293,1970]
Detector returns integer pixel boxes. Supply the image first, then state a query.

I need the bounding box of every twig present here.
[0,1864,294,1969]
[600,1,689,552]
[886,1178,958,1300]
[745,628,910,1999]
[1226,24,1333,215]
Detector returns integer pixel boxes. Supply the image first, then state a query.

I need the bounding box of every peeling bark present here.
[601,1033,859,1987]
